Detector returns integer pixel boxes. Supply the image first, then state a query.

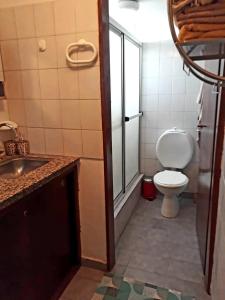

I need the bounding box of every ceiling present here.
[109,0,172,42]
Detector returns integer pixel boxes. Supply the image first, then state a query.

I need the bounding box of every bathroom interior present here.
[0,0,225,299]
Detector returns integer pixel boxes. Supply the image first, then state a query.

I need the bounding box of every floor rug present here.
[91,274,196,300]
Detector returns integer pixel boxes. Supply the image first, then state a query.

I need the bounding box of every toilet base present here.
[161,194,179,218]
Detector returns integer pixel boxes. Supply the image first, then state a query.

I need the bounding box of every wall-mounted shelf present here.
[168,0,225,86]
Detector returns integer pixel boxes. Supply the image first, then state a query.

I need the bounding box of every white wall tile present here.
[171,112,184,128]
[142,77,158,95]
[183,112,198,129]
[158,76,172,94]
[142,95,158,111]
[144,143,156,159]
[157,112,172,129]
[159,57,173,76]
[172,94,185,112]
[172,76,186,94]
[142,111,157,129]
[158,94,172,111]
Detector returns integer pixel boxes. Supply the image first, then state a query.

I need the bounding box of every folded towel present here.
[173,0,194,14]
[177,8,225,21]
[179,27,225,41]
[177,15,225,29]
[184,1,225,13]
[183,23,225,32]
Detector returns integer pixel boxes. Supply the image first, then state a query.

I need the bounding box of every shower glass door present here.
[124,38,140,187]
[109,24,141,206]
[109,28,123,200]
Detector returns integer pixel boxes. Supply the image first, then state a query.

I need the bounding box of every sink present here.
[0,157,50,179]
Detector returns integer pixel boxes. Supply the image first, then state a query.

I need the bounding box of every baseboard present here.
[81,257,107,271]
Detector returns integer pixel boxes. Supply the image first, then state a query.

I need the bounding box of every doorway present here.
[98,0,225,297]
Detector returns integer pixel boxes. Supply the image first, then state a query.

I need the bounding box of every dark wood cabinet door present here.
[0,201,31,300]
[0,169,80,300]
[26,175,76,300]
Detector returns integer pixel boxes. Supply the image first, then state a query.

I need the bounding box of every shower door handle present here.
[125,112,143,122]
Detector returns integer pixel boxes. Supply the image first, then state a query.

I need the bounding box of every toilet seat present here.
[154,170,189,188]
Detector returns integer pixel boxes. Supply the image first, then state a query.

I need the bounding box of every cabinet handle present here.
[24,210,28,217]
[60,180,65,187]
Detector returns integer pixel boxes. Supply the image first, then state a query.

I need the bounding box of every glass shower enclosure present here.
[109,22,141,210]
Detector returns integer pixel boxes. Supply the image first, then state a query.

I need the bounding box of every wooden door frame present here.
[98,0,115,271]
[204,83,225,293]
[97,0,225,282]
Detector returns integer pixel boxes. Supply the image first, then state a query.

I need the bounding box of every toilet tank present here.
[156,128,194,169]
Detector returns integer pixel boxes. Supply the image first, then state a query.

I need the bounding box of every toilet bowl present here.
[153,128,194,218]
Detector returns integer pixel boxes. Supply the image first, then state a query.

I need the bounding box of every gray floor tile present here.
[168,259,203,283]
[114,196,210,298]
[124,267,167,287]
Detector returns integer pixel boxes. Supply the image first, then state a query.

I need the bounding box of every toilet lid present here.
[154,170,188,187]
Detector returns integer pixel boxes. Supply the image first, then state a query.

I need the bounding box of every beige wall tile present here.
[39,69,59,99]
[82,130,103,159]
[34,2,55,37]
[1,40,20,71]
[56,34,76,68]
[18,38,38,70]
[0,8,17,40]
[0,100,9,121]
[76,31,99,66]
[37,36,57,69]
[54,0,76,35]
[63,129,82,156]
[4,71,23,99]
[14,5,36,38]
[75,0,98,32]
[41,99,61,128]
[19,126,28,140]
[8,99,26,126]
[28,127,45,154]
[25,100,43,127]
[44,128,63,155]
[79,159,106,262]
[21,70,40,99]
[58,68,79,99]
[80,100,102,130]
[61,100,81,129]
[78,67,100,100]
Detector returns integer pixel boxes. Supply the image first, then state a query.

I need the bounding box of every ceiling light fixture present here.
[118,0,139,10]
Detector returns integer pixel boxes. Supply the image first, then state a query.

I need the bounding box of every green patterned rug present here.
[91,274,196,300]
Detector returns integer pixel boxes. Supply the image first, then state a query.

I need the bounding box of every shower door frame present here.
[109,19,142,212]
[98,0,143,271]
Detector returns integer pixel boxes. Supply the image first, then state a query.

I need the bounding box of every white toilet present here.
[153,128,194,218]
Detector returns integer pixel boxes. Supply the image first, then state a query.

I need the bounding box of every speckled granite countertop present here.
[0,154,79,211]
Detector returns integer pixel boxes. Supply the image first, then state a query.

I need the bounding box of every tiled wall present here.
[0,0,107,264]
[211,137,225,299]
[140,41,201,193]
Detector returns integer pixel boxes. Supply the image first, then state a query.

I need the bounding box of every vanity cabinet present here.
[0,167,80,300]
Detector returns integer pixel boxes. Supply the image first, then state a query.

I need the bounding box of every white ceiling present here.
[109,0,172,42]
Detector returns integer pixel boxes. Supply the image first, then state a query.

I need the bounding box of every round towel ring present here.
[66,39,98,65]
[167,0,225,86]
